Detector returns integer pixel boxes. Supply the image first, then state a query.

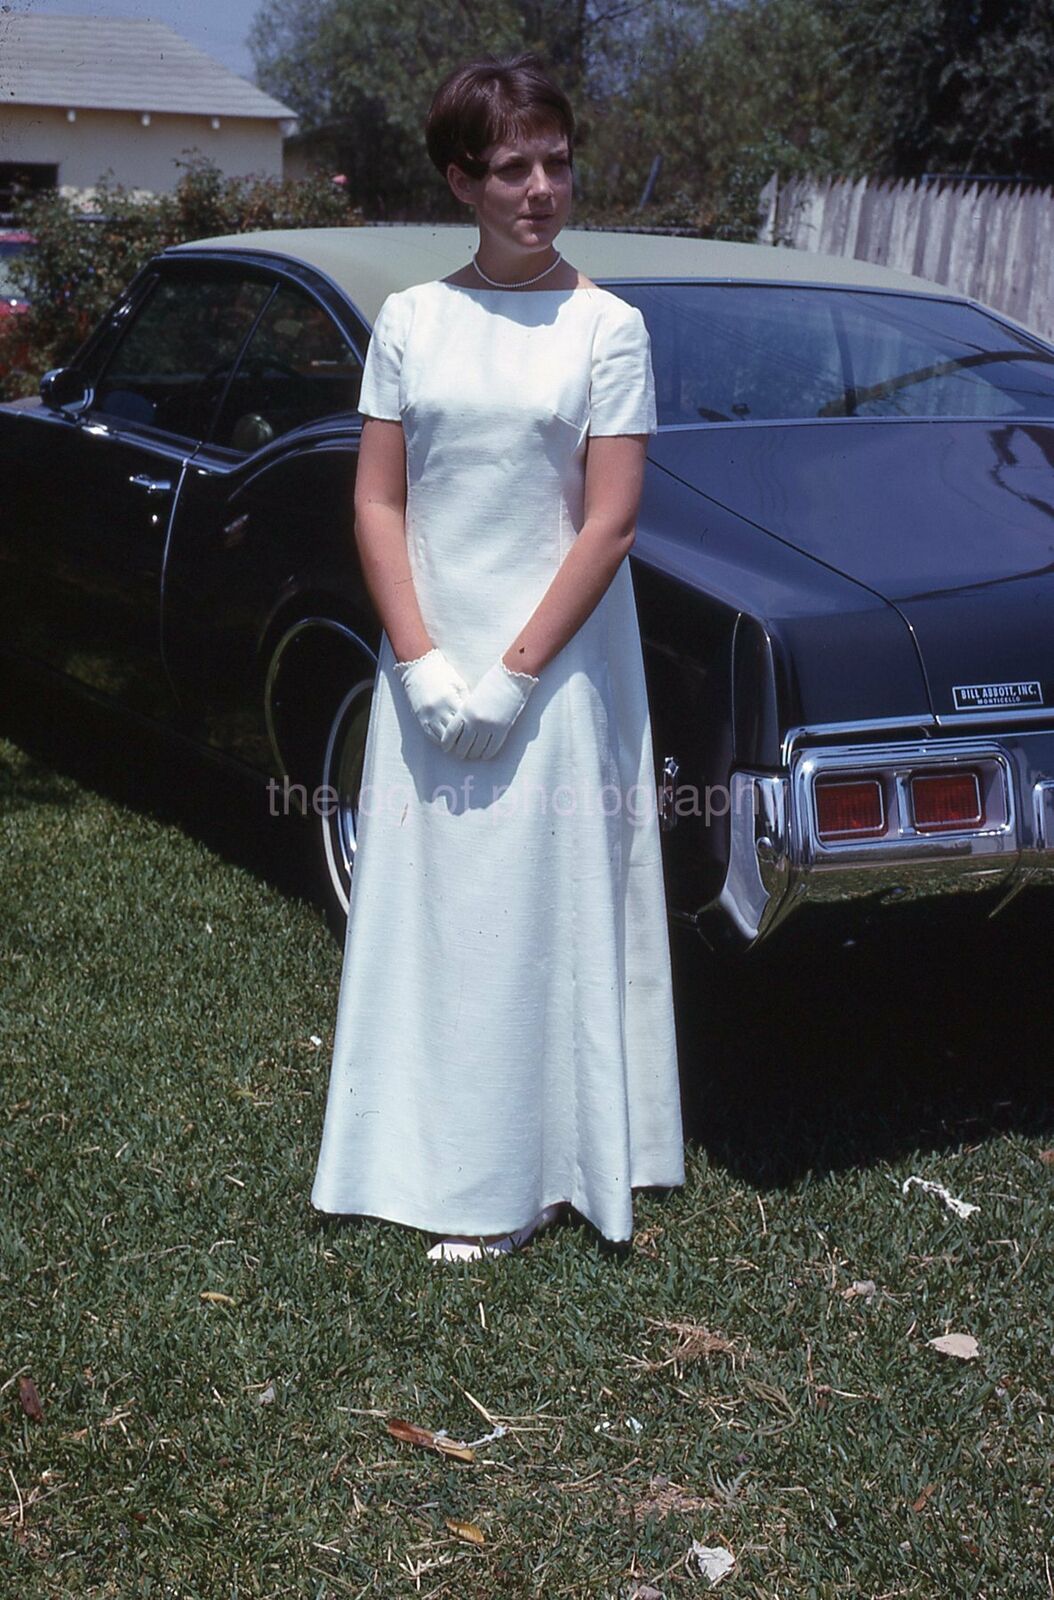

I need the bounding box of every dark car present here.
[3,224,1054,942]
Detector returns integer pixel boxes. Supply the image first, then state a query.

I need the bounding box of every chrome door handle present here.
[129,474,173,496]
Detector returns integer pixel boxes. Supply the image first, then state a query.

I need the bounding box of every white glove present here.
[440,657,539,760]
[393,647,468,745]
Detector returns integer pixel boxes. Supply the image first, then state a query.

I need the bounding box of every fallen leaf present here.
[618,1475,715,1520]
[433,1437,476,1463]
[199,1291,236,1307]
[18,1377,43,1421]
[257,1383,276,1406]
[444,1516,485,1544]
[633,1319,742,1374]
[686,1540,735,1583]
[386,1417,475,1463]
[912,1482,937,1512]
[928,1333,980,1360]
[1037,1149,1054,1166]
[633,1224,665,1259]
[630,1586,664,1600]
[387,1417,434,1448]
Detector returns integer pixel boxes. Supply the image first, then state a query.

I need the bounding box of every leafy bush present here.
[0,156,359,398]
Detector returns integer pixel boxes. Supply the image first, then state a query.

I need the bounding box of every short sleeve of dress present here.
[357,291,409,421]
[588,301,658,437]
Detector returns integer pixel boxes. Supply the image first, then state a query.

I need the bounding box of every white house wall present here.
[0,104,284,194]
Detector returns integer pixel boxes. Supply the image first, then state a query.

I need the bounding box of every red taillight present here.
[910,769,983,832]
[815,777,885,840]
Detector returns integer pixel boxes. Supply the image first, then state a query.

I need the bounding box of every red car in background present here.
[0,230,34,385]
[0,230,33,314]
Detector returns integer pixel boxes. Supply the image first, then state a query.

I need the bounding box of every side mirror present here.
[40,367,92,413]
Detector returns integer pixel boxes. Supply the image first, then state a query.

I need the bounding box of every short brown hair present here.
[425,53,575,181]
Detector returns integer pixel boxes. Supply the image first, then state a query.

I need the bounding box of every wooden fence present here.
[757,172,1054,344]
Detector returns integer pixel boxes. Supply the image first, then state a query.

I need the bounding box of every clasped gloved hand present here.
[393,647,469,745]
[440,657,539,760]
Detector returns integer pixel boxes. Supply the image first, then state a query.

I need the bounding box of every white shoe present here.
[426,1203,565,1262]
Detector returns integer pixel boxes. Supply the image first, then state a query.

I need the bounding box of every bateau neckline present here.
[434,279,598,296]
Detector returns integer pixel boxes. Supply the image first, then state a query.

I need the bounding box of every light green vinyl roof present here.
[167,224,948,326]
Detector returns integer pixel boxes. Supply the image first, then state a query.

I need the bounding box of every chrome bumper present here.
[717,729,1054,943]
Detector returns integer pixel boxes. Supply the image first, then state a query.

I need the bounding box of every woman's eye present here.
[495,156,569,179]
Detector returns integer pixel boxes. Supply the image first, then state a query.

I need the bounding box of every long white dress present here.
[310,279,685,1243]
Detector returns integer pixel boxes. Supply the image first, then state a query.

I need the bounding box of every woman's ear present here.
[446,162,476,208]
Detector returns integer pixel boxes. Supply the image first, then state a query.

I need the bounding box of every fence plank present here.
[759,172,1054,342]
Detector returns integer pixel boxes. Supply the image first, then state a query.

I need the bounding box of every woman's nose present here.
[527,162,554,197]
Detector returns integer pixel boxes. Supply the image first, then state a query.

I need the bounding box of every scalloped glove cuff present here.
[393,646,469,744]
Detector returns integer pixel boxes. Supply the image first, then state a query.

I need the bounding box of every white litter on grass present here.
[686,1541,735,1584]
[309,1035,323,1048]
[928,1332,980,1360]
[841,1278,878,1301]
[593,1415,644,1435]
[433,1423,507,1449]
[902,1175,979,1218]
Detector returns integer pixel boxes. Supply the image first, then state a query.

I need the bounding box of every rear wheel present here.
[316,677,374,938]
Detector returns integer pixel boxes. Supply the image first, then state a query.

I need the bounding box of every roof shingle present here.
[0,14,296,120]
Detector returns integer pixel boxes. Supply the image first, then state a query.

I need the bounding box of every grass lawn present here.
[1,683,1052,1598]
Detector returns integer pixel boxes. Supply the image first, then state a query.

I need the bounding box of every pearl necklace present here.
[472,250,563,289]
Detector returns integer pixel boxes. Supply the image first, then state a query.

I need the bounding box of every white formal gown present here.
[310,279,685,1243]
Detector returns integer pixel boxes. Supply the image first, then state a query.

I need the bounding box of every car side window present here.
[625,285,846,424]
[210,283,363,454]
[92,274,271,440]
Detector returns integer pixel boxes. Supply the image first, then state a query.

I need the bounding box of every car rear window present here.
[614,283,1054,426]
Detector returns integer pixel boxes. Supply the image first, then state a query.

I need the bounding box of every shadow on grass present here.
[673,892,1054,1187]
[4,657,1052,1194]
[0,656,317,911]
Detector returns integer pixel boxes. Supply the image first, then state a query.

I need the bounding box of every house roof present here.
[0,14,296,121]
[168,224,947,327]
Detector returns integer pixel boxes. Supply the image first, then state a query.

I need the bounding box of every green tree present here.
[246,0,1054,235]
[579,0,860,232]
[249,0,650,217]
[838,0,1054,180]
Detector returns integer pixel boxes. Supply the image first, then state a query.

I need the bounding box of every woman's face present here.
[449,123,574,256]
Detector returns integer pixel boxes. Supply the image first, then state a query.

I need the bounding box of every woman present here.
[311,53,685,1261]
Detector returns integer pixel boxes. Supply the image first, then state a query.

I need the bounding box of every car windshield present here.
[614,283,1054,426]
